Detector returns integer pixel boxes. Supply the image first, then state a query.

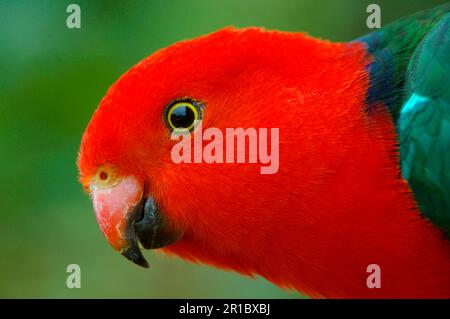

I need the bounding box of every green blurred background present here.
[0,0,447,298]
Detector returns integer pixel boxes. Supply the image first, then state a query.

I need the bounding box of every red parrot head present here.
[78,12,450,298]
[77,27,363,271]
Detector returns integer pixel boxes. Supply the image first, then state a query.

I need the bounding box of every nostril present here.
[99,171,108,180]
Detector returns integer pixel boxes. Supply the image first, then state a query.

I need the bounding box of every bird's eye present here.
[164,99,203,132]
[93,166,118,188]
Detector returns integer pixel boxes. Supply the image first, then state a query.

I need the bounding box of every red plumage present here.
[78,28,450,298]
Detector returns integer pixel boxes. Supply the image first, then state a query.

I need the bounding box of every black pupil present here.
[170,105,195,128]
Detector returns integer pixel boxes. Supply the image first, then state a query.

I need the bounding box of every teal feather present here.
[355,3,450,232]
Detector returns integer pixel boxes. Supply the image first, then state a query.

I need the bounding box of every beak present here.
[91,176,182,268]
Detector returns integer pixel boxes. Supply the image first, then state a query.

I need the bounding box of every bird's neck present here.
[263,107,450,298]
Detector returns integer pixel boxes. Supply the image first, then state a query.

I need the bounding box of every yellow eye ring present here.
[93,166,119,189]
[165,99,202,132]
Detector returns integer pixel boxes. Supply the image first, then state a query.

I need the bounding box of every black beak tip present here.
[134,257,150,269]
[121,246,150,269]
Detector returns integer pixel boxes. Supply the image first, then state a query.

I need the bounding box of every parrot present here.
[77,3,450,298]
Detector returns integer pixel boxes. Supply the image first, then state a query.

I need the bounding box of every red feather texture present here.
[78,28,450,298]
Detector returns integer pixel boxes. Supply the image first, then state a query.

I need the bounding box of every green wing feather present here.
[399,13,450,232]
[356,4,450,233]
